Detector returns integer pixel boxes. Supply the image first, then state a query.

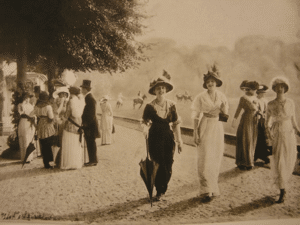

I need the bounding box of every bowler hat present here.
[148,70,173,95]
[80,80,92,89]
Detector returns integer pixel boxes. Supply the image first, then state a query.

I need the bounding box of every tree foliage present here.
[0,0,148,74]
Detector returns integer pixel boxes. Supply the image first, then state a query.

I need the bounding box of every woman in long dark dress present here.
[142,70,183,201]
[232,81,259,170]
[254,84,270,164]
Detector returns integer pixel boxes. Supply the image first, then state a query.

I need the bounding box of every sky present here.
[138,0,300,50]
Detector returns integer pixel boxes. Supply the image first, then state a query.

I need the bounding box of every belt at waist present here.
[203,113,218,118]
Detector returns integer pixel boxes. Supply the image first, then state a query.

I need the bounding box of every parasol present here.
[139,138,159,206]
[21,137,36,168]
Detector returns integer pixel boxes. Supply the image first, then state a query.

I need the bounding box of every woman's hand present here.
[177,140,183,154]
[231,118,237,128]
[193,132,200,146]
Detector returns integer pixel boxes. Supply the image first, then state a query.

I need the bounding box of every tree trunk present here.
[16,35,28,91]
[46,57,56,98]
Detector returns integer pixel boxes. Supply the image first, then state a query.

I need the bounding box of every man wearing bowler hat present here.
[81,80,100,166]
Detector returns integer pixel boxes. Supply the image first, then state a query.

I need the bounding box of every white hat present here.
[53,86,70,99]
[100,95,110,103]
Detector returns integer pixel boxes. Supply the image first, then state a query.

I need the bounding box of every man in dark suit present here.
[81,80,100,166]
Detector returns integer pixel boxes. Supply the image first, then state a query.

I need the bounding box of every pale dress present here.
[191,90,229,196]
[266,98,298,189]
[60,96,85,169]
[100,102,113,145]
[18,102,36,162]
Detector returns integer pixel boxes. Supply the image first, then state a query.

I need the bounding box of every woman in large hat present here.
[142,70,183,201]
[191,65,229,202]
[30,91,55,168]
[59,86,86,169]
[265,76,300,203]
[254,84,271,164]
[99,95,114,145]
[52,86,70,148]
[232,80,259,170]
[18,92,36,163]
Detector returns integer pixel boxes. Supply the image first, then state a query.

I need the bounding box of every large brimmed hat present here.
[148,70,173,95]
[38,91,49,102]
[52,86,70,99]
[203,65,222,89]
[256,84,269,93]
[80,80,92,89]
[271,76,289,93]
[69,86,81,95]
[240,80,249,90]
[241,81,259,91]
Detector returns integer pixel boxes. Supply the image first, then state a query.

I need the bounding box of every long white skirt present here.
[197,116,224,196]
[270,120,297,189]
[60,130,84,169]
[18,118,36,162]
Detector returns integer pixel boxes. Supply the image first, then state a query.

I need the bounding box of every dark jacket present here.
[82,93,100,138]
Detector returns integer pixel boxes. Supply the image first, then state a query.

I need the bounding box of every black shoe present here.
[275,189,285,204]
[238,165,246,170]
[246,166,253,170]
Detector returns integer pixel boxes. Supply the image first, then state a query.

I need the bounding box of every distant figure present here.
[254,84,270,164]
[191,65,229,202]
[232,80,259,170]
[116,92,124,108]
[81,80,101,166]
[100,95,113,145]
[18,92,36,163]
[60,86,85,169]
[138,91,142,100]
[133,94,147,109]
[265,77,300,203]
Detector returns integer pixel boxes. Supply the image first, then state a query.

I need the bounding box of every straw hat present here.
[52,86,70,99]
[271,76,289,93]
[148,70,173,95]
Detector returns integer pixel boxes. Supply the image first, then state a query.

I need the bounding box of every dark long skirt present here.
[254,118,270,163]
[148,124,175,195]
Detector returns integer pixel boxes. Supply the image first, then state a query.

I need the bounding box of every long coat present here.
[82,93,100,138]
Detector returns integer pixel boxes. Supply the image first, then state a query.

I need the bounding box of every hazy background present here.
[74,0,300,101]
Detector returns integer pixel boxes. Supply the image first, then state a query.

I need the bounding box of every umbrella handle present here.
[145,138,150,159]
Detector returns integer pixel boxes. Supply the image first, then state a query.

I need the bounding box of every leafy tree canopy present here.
[0,0,148,73]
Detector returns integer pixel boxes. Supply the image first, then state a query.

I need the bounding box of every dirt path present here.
[0,125,300,224]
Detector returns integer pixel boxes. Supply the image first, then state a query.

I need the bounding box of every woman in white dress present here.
[191,66,229,202]
[60,86,85,169]
[265,77,300,203]
[100,95,113,145]
[18,92,36,163]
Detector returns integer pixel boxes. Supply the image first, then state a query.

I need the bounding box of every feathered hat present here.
[148,70,173,95]
[203,64,222,89]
